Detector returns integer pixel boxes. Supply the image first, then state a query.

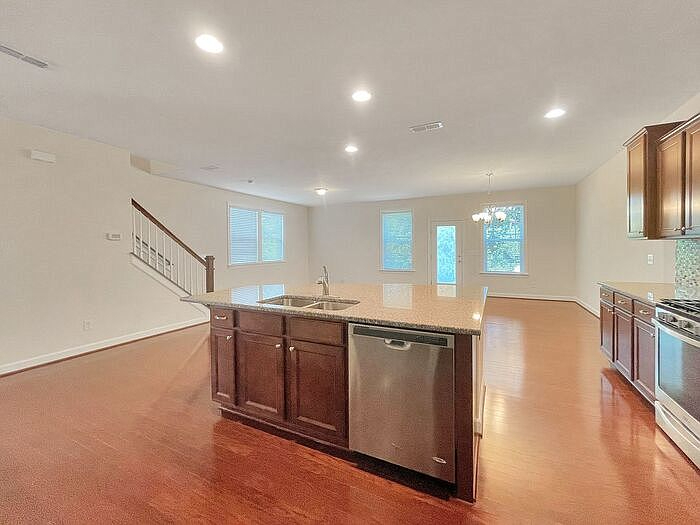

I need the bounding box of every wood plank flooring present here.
[1,298,697,524]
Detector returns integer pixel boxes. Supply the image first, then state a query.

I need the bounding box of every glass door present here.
[430,221,463,285]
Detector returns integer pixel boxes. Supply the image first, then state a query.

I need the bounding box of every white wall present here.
[575,91,700,312]
[0,118,308,373]
[309,186,577,299]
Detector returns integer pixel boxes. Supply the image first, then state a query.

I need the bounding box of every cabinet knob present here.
[289,346,295,352]
[214,315,227,320]
[639,309,650,315]
[226,335,232,341]
[275,344,281,349]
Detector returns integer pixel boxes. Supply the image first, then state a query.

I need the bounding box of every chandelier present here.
[472,172,506,224]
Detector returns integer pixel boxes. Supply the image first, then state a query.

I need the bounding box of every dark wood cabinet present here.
[236,331,285,421]
[613,308,633,380]
[287,339,347,445]
[685,117,700,235]
[209,309,349,447]
[599,286,656,405]
[600,302,615,362]
[211,326,235,405]
[624,122,683,239]
[657,131,686,238]
[632,319,656,403]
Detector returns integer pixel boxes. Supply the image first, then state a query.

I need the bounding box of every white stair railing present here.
[131,199,214,295]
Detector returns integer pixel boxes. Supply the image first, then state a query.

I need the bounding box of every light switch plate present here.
[647,254,654,265]
[106,233,122,241]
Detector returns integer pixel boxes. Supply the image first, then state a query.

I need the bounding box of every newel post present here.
[205,255,215,292]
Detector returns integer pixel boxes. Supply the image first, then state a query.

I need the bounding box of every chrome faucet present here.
[316,265,330,296]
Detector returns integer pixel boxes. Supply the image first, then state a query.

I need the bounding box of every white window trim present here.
[227,204,286,267]
[480,201,528,275]
[379,209,415,272]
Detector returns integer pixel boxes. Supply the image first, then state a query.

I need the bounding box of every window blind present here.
[261,211,284,262]
[229,207,258,264]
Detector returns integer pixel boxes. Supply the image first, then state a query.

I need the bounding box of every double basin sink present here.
[258,295,359,311]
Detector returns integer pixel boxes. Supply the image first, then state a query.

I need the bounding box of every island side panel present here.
[454,333,475,502]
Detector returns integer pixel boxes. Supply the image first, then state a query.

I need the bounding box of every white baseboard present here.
[487,292,578,302]
[0,317,207,376]
[575,298,599,318]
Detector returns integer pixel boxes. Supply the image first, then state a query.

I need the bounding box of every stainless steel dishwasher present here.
[348,323,455,482]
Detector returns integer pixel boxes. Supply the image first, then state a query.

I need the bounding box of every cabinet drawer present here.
[211,308,234,329]
[238,310,284,336]
[288,317,345,346]
[613,292,633,313]
[633,301,654,324]
[599,287,614,304]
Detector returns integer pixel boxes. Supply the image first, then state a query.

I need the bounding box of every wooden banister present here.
[131,199,206,265]
[131,198,214,293]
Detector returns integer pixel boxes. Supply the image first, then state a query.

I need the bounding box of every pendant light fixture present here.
[471,172,507,224]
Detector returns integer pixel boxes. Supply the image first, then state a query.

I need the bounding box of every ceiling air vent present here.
[200,165,220,171]
[0,43,48,68]
[409,121,444,133]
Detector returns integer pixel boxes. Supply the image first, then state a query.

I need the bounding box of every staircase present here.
[131,199,214,296]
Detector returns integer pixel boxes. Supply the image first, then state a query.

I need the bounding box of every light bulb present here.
[472,213,481,222]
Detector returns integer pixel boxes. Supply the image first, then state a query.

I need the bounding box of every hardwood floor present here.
[1,298,697,524]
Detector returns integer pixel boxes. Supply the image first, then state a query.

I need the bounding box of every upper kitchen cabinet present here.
[656,113,700,238]
[685,115,700,235]
[623,121,683,238]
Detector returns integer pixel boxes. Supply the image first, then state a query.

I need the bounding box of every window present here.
[381,210,413,271]
[482,204,526,274]
[228,206,284,265]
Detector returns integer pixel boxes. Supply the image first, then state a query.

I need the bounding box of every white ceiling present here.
[2,1,700,206]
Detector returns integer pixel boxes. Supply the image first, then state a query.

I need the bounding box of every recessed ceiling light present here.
[344,144,358,153]
[195,34,223,54]
[544,108,566,119]
[352,90,372,102]
[315,188,328,196]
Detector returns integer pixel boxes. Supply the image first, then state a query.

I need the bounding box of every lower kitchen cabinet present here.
[211,327,235,405]
[613,308,633,380]
[632,319,656,403]
[236,331,285,421]
[287,339,347,445]
[600,302,615,361]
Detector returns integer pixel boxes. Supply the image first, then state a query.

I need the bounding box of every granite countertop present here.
[599,281,700,303]
[183,283,488,335]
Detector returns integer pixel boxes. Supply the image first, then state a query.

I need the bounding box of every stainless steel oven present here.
[654,302,700,467]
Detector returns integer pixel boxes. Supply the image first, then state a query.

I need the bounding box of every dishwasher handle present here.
[351,324,454,348]
[383,338,412,350]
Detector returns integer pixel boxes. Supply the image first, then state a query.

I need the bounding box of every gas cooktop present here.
[659,299,700,319]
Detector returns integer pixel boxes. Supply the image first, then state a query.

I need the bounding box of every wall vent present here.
[0,43,48,69]
[409,121,444,133]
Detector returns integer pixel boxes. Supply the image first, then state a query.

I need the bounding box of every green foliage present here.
[383,212,413,270]
[484,205,524,273]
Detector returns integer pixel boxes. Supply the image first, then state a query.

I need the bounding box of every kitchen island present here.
[183,283,487,502]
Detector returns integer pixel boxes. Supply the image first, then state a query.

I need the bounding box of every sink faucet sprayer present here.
[317,265,330,296]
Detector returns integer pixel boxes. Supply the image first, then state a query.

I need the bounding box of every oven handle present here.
[653,319,700,347]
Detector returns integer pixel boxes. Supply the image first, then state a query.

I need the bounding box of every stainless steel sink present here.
[258,295,359,310]
[258,296,318,307]
[306,300,359,311]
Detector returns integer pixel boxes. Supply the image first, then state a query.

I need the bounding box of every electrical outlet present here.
[82,320,92,331]
[647,254,654,265]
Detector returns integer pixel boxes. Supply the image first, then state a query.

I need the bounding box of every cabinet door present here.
[627,135,646,237]
[657,134,685,237]
[686,120,700,236]
[236,332,285,421]
[211,327,235,405]
[632,319,656,403]
[287,339,347,445]
[600,302,615,362]
[614,309,633,380]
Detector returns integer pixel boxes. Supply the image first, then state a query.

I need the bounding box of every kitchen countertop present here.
[183,283,488,335]
[599,281,700,303]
